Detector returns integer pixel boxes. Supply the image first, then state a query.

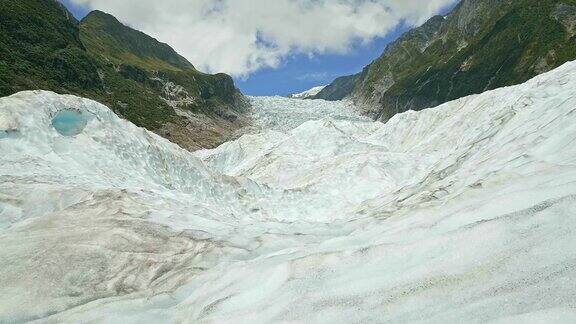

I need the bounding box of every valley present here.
[1,61,576,322]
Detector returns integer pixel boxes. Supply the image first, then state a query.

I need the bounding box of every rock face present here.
[553,3,576,37]
[0,0,248,150]
[313,74,357,101]
[321,0,576,121]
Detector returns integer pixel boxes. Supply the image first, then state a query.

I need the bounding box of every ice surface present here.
[289,85,326,99]
[1,61,576,323]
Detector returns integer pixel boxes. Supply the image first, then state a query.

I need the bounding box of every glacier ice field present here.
[1,62,576,323]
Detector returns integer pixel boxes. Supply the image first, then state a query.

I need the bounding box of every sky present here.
[60,0,458,96]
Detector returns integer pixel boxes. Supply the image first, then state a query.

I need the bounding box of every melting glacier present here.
[1,62,576,323]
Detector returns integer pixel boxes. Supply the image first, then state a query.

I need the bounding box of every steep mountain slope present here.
[80,11,194,72]
[0,0,248,150]
[313,74,357,101]
[0,0,101,97]
[317,0,576,121]
[1,61,576,322]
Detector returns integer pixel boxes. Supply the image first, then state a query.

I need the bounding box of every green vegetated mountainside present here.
[0,0,101,97]
[316,0,576,121]
[0,0,248,150]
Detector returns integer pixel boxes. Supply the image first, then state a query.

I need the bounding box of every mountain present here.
[0,0,248,150]
[288,85,326,99]
[80,11,194,72]
[0,0,101,97]
[316,0,576,121]
[2,60,576,322]
[313,74,357,101]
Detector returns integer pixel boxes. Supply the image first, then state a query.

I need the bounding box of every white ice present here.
[288,85,326,99]
[1,61,576,323]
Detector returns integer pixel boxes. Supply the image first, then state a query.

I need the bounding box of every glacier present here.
[288,86,326,99]
[1,61,576,323]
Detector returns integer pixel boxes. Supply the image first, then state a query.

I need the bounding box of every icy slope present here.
[242,95,367,133]
[289,85,326,99]
[1,61,576,322]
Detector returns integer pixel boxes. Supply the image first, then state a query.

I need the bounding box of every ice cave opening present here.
[51,109,89,136]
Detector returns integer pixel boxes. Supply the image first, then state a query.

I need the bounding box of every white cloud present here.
[69,0,457,77]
